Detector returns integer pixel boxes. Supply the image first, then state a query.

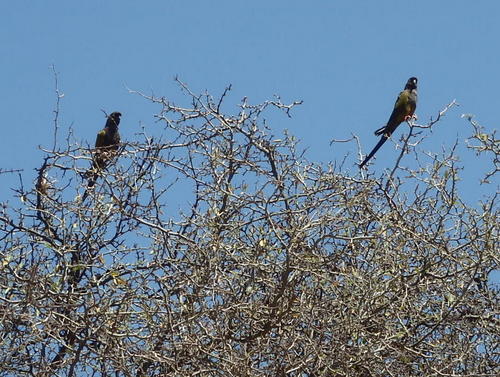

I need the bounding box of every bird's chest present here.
[406,93,417,113]
[105,132,120,146]
[410,91,417,105]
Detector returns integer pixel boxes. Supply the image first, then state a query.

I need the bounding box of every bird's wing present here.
[377,89,411,136]
[95,129,107,148]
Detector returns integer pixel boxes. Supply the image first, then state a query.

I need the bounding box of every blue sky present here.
[0,2,497,231]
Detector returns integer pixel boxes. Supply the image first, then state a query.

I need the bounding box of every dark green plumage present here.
[359,77,418,168]
[83,112,122,199]
[92,112,122,172]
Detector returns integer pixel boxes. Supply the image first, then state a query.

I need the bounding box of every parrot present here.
[359,77,418,168]
[82,112,122,200]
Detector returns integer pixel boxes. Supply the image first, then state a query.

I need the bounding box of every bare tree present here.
[0,79,498,377]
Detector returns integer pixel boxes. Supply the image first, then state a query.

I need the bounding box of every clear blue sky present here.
[0,2,497,216]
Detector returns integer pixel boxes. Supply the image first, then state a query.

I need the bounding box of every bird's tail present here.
[81,169,99,202]
[374,125,387,136]
[359,136,388,168]
[84,168,100,186]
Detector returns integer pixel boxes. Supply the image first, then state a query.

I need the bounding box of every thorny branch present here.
[0,83,498,377]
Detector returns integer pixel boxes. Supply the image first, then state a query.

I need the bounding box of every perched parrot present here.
[83,112,122,199]
[359,77,418,168]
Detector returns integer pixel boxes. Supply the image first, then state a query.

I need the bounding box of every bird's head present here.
[405,77,418,90]
[106,112,122,128]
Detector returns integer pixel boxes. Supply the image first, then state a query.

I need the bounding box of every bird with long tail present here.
[359,77,418,168]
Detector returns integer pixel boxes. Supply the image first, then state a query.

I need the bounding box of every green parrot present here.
[359,77,418,168]
[83,112,122,198]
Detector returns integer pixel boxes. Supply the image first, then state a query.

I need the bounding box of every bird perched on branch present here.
[359,77,418,168]
[82,112,122,200]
